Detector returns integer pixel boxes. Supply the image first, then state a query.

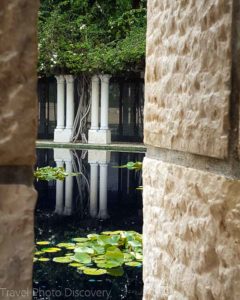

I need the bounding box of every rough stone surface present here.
[143,157,240,300]
[0,185,37,299]
[0,1,39,165]
[144,0,232,159]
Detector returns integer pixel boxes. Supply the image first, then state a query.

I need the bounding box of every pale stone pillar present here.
[90,75,100,130]
[98,163,109,219]
[89,163,98,218]
[64,159,73,216]
[55,160,64,215]
[55,75,65,129]
[100,74,111,130]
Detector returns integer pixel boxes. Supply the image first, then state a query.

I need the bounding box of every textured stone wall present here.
[0,1,39,299]
[143,0,240,299]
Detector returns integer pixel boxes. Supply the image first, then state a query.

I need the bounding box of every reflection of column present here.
[55,75,65,130]
[64,159,73,216]
[98,163,109,219]
[65,75,75,130]
[90,76,100,130]
[100,74,111,130]
[89,163,98,218]
[55,160,64,215]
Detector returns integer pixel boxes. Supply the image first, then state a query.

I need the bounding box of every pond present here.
[33,148,144,300]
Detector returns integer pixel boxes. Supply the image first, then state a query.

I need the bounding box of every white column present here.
[90,76,100,130]
[89,163,98,218]
[55,75,65,129]
[100,74,111,130]
[65,75,75,130]
[55,160,64,215]
[98,163,109,219]
[64,159,73,216]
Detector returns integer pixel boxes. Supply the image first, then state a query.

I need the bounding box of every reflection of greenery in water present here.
[34,231,142,277]
[34,166,78,181]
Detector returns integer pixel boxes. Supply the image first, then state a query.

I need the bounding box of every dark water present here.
[33,148,144,300]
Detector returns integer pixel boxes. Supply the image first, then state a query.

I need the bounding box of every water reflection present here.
[34,148,144,300]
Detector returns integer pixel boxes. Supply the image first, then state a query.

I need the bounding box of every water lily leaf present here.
[69,262,83,267]
[74,247,94,255]
[123,253,134,262]
[66,246,75,250]
[53,257,72,263]
[42,247,61,253]
[74,253,91,264]
[36,241,51,246]
[65,253,74,256]
[135,253,143,261]
[101,231,123,235]
[87,234,99,240]
[35,251,44,256]
[57,243,75,248]
[83,268,107,276]
[105,247,124,267]
[72,237,88,243]
[97,235,120,246]
[125,261,142,267]
[38,258,50,262]
[107,267,124,277]
[33,257,38,262]
[91,245,105,254]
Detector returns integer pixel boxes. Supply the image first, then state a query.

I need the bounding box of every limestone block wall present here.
[0,1,39,299]
[143,0,240,299]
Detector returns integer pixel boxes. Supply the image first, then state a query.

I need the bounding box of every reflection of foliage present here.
[38,0,147,75]
[34,166,78,181]
[34,230,142,276]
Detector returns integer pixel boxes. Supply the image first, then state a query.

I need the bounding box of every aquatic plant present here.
[114,161,142,171]
[34,166,78,181]
[34,230,142,277]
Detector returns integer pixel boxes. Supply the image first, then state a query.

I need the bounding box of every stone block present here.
[0,1,39,165]
[143,157,240,300]
[144,0,233,159]
[0,185,37,300]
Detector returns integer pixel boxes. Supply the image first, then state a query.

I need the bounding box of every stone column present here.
[143,1,240,300]
[55,160,64,215]
[64,159,73,216]
[89,163,98,218]
[55,75,65,129]
[98,163,109,220]
[64,75,75,142]
[0,1,39,298]
[90,75,100,130]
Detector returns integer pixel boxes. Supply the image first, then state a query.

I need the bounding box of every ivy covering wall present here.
[38,0,147,76]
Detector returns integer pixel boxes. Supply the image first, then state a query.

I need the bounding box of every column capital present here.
[64,75,75,83]
[92,75,100,83]
[55,75,65,84]
[99,74,111,83]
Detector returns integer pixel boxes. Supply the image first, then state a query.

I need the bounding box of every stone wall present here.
[143,0,240,299]
[0,1,39,299]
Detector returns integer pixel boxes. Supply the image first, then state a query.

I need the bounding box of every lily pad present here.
[72,237,88,243]
[69,262,83,267]
[38,258,50,262]
[83,268,107,276]
[42,247,61,253]
[35,251,44,256]
[107,267,124,277]
[36,241,51,246]
[53,257,73,263]
[74,247,94,255]
[57,243,75,248]
[74,253,91,264]
[125,261,142,267]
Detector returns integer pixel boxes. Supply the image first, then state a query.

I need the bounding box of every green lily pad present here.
[53,256,73,263]
[38,257,50,262]
[36,241,51,246]
[42,247,61,253]
[107,267,124,277]
[57,243,75,248]
[83,268,107,276]
[74,253,91,264]
[69,262,83,267]
[35,251,44,256]
[72,237,88,243]
[74,247,94,255]
[125,261,142,267]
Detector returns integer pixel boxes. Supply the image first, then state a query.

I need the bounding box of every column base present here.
[88,129,111,144]
[54,128,73,143]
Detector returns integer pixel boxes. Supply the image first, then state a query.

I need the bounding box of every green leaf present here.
[125,261,142,267]
[82,268,107,276]
[107,267,124,277]
[73,253,91,264]
[41,247,61,253]
[53,256,73,263]
[74,247,94,255]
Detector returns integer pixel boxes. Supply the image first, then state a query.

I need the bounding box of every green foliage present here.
[34,230,142,276]
[38,0,146,75]
[34,166,78,181]
[114,161,142,170]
